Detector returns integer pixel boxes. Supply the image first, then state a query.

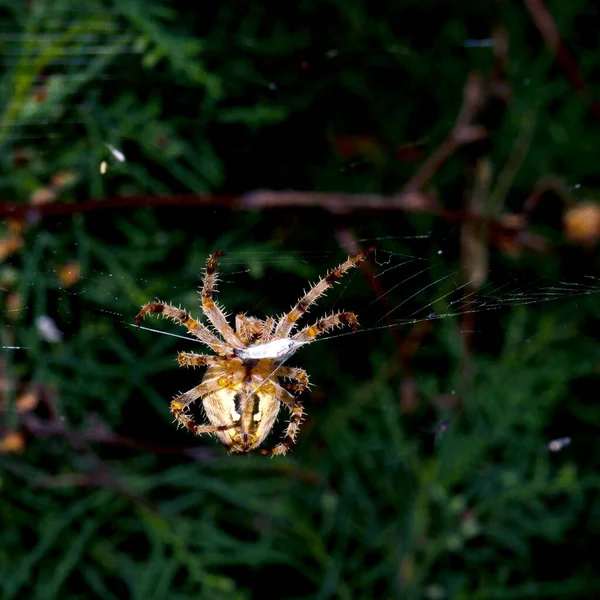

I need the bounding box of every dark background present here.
[1,0,600,598]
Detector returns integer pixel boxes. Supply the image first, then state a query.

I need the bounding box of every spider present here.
[136,248,373,455]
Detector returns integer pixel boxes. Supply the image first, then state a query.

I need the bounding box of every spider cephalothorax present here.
[136,248,373,455]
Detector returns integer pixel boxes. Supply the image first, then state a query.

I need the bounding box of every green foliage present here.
[2,1,600,599]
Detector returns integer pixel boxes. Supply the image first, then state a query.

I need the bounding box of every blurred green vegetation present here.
[2,0,600,598]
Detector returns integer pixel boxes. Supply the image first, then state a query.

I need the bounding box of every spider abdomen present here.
[201,365,280,453]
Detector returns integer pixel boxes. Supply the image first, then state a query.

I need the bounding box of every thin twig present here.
[402,72,488,194]
[19,411,217,463]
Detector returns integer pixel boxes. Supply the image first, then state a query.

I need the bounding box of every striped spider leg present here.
[273,246,374,339]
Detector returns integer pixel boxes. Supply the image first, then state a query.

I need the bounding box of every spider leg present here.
[260,391,304,456]
[273,247,373,338]
[136,300,228,355]
[200,251,244,349]
[258,317,275,343]
[292,311,359,343]
[177,352,230,368]
[234,315,275,345]
[276,366,310,394]
[170,382,238,435]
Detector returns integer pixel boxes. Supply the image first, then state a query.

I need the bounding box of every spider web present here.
[4,237,599,352]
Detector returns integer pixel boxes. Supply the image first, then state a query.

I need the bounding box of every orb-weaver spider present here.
[136,248,373,455]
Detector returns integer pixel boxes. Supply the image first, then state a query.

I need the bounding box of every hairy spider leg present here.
[273,247,374,338]
[260,393,305,456]
[259,317,276,342]
[200,251,244,348]
[171,381,238,435]
[136,300,228,354]
[234,315,276,345]
[177,352,230,368]
[276,365,310,393]
[292,311,359,343]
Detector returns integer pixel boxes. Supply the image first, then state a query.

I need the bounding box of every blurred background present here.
[2,0,600,598]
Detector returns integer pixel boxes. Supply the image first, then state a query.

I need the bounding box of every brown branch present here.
[0,193,239,219]
[0,188,516,224]
[241,189,440,214]
[402,72,488,194]
[0,188,552,256]
[0,190,440,220]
